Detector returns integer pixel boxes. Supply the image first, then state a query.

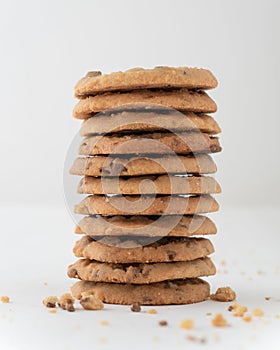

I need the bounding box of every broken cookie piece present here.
[42,296,58,308]
[227,303,248,317]
[80,293,104,310]
[58,293,75,312]
[210,286,236,302]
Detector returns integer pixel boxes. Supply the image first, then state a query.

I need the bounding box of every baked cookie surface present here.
[75,214,217,237]
[75,66,218,97]
[70,154,217,176]
[73,89,217,117]
[71,278,210,305]
[74,194,219,216]
[79,132,221,155]
[78,175,221,195]
[68,257,216,284]
[79,111,221,134]
[73,235,214,263]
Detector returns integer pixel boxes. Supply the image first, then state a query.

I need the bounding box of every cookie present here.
[79,133,221,156]
[74,103,182,120]
[75,67,218,96]
[78,175,221,195]
[75,214,217,237]
[71,278,210,305]
[79,111,221,134]
[73,236,214,263]
[73,89,217,117]
[74,194,219,216]
[70,154,217,176]
[68,257,216,284]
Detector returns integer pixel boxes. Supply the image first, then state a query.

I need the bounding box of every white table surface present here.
[0,205,279,350]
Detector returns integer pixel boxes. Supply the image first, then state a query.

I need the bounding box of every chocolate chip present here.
[167,250,176,261]
[143,296,152,302]
[59,301,75,312]
[66,303,75,312]
[228,305,234,312]
[46,302,56,308]
[58,299,75,312]
[131,302,141,312]
[159,320,168,326]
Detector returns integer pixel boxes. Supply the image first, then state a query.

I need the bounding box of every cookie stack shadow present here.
[68,67,222,305]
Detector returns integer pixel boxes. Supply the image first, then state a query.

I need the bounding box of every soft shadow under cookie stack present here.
[69,67,222,305]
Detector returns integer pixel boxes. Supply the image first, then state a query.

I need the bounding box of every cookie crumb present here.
[220,260,226,266]
[228,305,234,312]
[80,293,104,310]
[211,314,228,327]
[152,336,159,343]
[42,296,58,308]
[100,320,109,326]
[0,296,10,303]
[58,293,75,312]
[131,302,141,312]
[210,287,236,302]
[206,312,212,316]
[187,335,207,343]
[231,303,248,317]
[265,297,271,301]
[213,333,221,342]
[275,315,280,319]
[97,337,107,344]
[253,308,264,317]
[243,315,252,322]
[159,320,168,326]
[180,319,194,330]
[147,308,157,314]
[48,308,57,314]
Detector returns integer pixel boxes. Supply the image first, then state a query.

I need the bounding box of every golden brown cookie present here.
[78,175,221,195]
[71,278,210,305]
[70,154,217,177]
[79,111,221,134]
[75,67,218,96]
[74,103,180,120]
[75,214,217,237]
[68,257,216,284]
[79,133,221,156]
[74,194,219,216]
[73,236,214,263]
[73,89,217,117]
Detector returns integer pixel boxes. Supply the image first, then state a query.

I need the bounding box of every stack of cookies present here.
[68,67,221,305]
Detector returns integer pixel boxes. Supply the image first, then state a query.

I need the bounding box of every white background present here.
[0,1,279,349]
[0,0,279,207]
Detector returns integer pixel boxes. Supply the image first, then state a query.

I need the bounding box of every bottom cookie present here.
[71,278,210,305]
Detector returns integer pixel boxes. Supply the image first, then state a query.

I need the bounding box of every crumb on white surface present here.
[211,314,228,327]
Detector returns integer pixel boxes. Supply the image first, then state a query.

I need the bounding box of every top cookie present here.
[75,67,218,97]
